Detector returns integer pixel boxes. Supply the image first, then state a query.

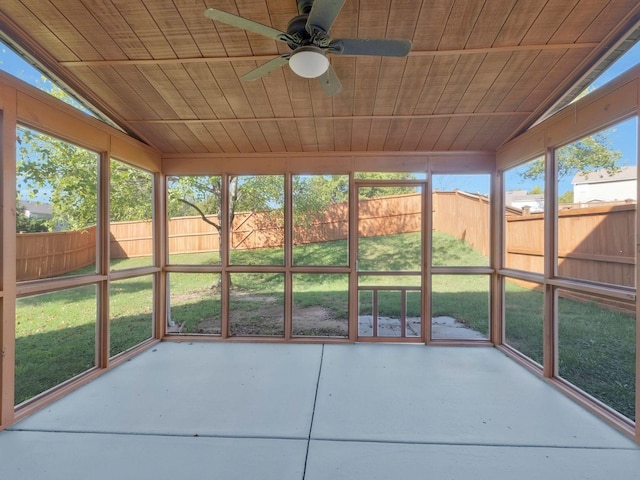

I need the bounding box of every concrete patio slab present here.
[13,342,322,439]
[311,344,636,448]
[305,439,640,480]
[1,342,638,479]
[0,430,306,480]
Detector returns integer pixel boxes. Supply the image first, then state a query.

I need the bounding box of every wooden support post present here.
[155,171,167,339]
[423,173,432,344]
[490,169,503,346]
[348,173,358,342]
[220,174,230,339]
[543,147,557,379]
[284,173,292,340]
[96,150,111,368]
[0,89,17,430]
[400,289,407,338]
[372,290,378,338]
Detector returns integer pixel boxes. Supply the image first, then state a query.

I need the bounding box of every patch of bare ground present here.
[209,300,347,336]
[173,291,212,303]
[230,303,284,336]
[292,305,348,336]
[186,292,347,336]
[194,317,221,334]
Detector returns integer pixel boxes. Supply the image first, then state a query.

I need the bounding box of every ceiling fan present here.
[204,0,412,96]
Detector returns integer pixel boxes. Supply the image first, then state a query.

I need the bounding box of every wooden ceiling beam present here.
[127,111,531,125]
[58,43,598,67]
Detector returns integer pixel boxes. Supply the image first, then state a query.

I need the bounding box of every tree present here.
[520,131,622,182]
[17,127,99,230]
[16,204,48,233]
[292,175,347,227]
[529,185,543,194]
[17,129,154,230]
[167,175,285,238]
[558,190,574,204]
[110,160,153,222]
[168,172,418,233]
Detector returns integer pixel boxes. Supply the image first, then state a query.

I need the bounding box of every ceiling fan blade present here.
[306,0,346,34]
[241,55,290,81]
[317,64,342,96]
[330,38,412,57]
[204,8,291,43]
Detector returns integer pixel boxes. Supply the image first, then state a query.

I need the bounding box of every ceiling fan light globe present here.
[289,48,330,78]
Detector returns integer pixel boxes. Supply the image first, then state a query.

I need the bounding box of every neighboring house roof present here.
[572,165,637,185]
[17,200,53,217]
[504,190,544,206]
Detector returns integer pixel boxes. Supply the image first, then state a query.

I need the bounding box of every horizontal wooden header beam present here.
[128,111,530,125]
[162,151,495,176]
[58,43,598,68]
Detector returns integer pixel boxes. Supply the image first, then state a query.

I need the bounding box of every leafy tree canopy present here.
[17,127,98,230]
[18,127,153,230]
[167,172,418,231]
[520,131,622,182]
[167,175,285,233]
[558,190,574,204]
[110,160,153,222]
[16,204,48,233]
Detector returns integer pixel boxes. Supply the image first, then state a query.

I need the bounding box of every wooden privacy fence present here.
[166,211,287,255]
[10,190,494,280]
[16,193,638,294]
[432,190,490,256]
[358,194,421,238]
[506,203,636,288]
[164,191,488,254]
[16,226,97,281]
[167,193,423,255]
[110,220,153,258]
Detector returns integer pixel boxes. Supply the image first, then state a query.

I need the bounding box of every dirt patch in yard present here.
[229,303,347,337]
[183,292,347,337]
[292,305,348,337]
[194,317,221,334]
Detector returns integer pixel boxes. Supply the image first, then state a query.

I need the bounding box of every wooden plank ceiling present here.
[0,0,639,155]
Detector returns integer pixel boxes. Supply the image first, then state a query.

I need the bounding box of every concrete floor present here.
[1,342,639,479]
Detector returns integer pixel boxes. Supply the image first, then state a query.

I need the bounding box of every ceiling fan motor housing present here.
[287,15,310,42]
[287,14,331,49]
[297,0,314,15]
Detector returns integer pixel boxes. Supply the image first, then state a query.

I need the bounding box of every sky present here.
[0,43,49,88]
[1,38,639,198]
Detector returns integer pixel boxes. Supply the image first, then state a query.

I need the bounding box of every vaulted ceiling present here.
[0,0,639,155]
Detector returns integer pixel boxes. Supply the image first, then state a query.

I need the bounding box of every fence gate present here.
[355,181,427,342]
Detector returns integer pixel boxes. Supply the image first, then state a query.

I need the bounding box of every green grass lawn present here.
[14,231,636,421]
[15,274,155,405]
[557,293,635,420]
[15,286,97,405]
[503,281,636,420]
